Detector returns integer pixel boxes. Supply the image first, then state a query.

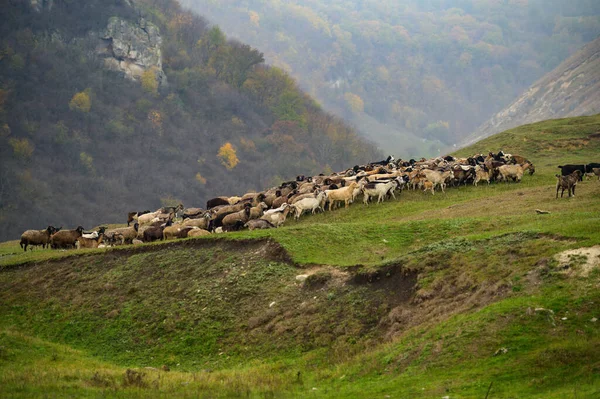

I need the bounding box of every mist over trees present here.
[181,0,600,156]
[0,0,380,240]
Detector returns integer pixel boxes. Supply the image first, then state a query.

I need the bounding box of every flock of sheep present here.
[18,151,600,252]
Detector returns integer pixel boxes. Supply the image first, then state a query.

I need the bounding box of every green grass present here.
[1,115,600,397]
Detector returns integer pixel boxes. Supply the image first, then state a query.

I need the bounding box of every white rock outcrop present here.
[98,17,167,87]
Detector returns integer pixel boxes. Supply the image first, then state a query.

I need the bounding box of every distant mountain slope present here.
[463,36,600,147]
[0,0,380,241]
[182,0,600,154]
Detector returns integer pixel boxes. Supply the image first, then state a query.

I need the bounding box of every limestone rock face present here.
[98,17,167,87]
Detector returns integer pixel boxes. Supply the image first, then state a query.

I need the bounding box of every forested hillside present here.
[0,0,380,241]
[182,0,600,155]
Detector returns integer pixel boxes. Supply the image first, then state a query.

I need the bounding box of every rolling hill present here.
[1,115,599,398]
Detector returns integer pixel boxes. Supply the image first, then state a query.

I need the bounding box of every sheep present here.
[76,233,104,249]
[206,197,231,209]
[324,182,358,210]
[50,226,85,249]
[292,192,326,219]
[362,180,399,205]
[182,212,212,230]
[556,170,582,198]
[249,202,269,220]
[187,229,211,238]
[498,163,532,183]
[163,224,195,240]
[222,204,252,228]
[261,204,291,227]
[245,219,275,230]
[137,210,162,225]
[105,223,139,246]
[143,221,171,242]
[127,210,150,226]
[473,165,491,186]
[19,226,57,251]
[182,207,204,219]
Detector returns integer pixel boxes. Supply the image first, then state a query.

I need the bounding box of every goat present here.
[325,182,358,210]
[82,226,107,239]
[422,180,435,195]
[474,165,491,186]
[498,163,532,183]
[292,192,326,219]
[143,220,171,242]
[558,164,585,181]
[163,224,195,240]
[137,210,162,225]
[362,180,398,205]
[261,204,291,227]
[556,170,582,198]
[20,226,57,251]
[420,169,452,192]
[76,233,104,249]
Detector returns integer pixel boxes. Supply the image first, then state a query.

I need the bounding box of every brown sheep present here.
[187,229,211,238]
[20,226,57,251]
[50,226,85,249]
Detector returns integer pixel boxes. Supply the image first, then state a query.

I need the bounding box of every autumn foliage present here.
[217,143,239,170]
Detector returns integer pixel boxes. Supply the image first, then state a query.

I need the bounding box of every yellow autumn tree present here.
[9,138,34,159]
[344,92,364,113]
[69,90,91,113]
[217,142,239,170]
[141,68,159,95]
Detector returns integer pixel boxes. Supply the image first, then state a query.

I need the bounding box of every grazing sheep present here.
[20,226,57,251]
[105,223,139,245]
[50,226,85,249]
[143,221,171,242]
[245,219,275,230]
[222,204,252,228]
[187,229,211,238]
[182,212,212,230]
[137,210,162,225]
[556,170,582,198]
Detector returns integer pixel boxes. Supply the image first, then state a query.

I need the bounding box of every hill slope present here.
[464,36,600,146]
[0,0,380,241]
[182,0,600,153]
[1,115,600,397]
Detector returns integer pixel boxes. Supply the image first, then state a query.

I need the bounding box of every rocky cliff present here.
[98,16,167,87]
[463,37,600,147]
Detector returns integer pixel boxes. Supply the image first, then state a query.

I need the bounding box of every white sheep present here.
[362,180,398,205]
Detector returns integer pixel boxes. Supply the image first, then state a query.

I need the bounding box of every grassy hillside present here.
[1,115,600,397]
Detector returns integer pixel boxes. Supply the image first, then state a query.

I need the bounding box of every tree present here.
[141,68,159,95]
[69,90,91,113]
[9,138,34,160]
[217,142,239,170]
